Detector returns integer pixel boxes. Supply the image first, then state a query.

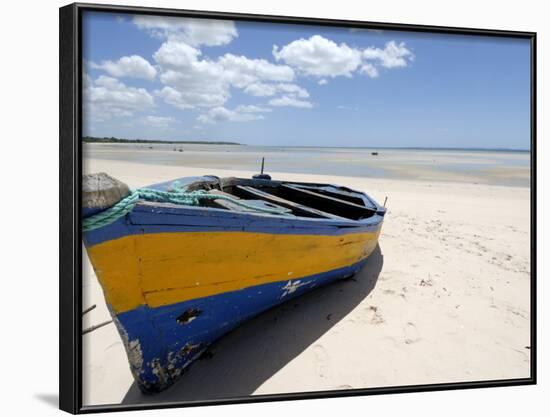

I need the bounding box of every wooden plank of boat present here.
[235,185,348,220]
[208,189,254,212]
[290,183,368,206]
[277,184,376,219]
[208,189,291,214]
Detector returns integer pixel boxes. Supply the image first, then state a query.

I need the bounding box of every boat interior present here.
[182,176,382,221]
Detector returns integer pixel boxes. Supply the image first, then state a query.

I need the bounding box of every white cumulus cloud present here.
[273,35,362,78]
[273,35,413,79]
[152,39,299,113]
[218,54,295,88]
[133,15,238,46]
[142,115,176,129]
[155,84,228,110]
[235,105,272,113]
[197,106,267,124]
[269,96,313,108]
[90,55,157,80]
[153,41,203,69]
[83,75,155,121]
[218,54,294,87]
[124,20,414,125]
[243,82,277,97]
[153,41,229,109]
[359,63,379,78]
[244,82,308,98]
[362,41,414,68]
[276,83,309,98]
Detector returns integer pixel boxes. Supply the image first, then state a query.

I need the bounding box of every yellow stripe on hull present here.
[87,230,380,314]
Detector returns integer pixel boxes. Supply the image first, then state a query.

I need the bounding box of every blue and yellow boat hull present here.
[83,176,385,393]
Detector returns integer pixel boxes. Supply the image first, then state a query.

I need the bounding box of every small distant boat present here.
[82,172,385,393]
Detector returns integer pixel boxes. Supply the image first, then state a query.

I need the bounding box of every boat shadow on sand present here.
[122,244,384,405]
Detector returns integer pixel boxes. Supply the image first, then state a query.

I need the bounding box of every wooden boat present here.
[82,172,386,393]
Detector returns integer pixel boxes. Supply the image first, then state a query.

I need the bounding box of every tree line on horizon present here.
[82,136,241,145]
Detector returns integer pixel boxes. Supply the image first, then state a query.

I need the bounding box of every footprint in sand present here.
[366,305,385,324]
[404,322,421,344]
[313,344,331,378]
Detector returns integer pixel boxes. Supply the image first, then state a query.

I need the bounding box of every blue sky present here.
[82,11,531,149]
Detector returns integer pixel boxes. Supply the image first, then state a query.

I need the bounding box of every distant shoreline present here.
[243,145,530,153]
[82,137,242,146]
[82,138,528,153]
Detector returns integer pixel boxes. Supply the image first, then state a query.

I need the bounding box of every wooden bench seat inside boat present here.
[207,189,292,214]
[233,185,348,220]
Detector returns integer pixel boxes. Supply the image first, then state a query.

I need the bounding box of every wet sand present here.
[82,158,531,406]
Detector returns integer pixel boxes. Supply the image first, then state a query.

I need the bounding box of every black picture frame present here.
[59,2,537,414]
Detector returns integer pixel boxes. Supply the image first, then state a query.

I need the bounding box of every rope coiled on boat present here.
[82,185,290,232]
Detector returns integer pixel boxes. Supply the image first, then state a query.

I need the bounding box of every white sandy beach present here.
[82,158,531,406]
